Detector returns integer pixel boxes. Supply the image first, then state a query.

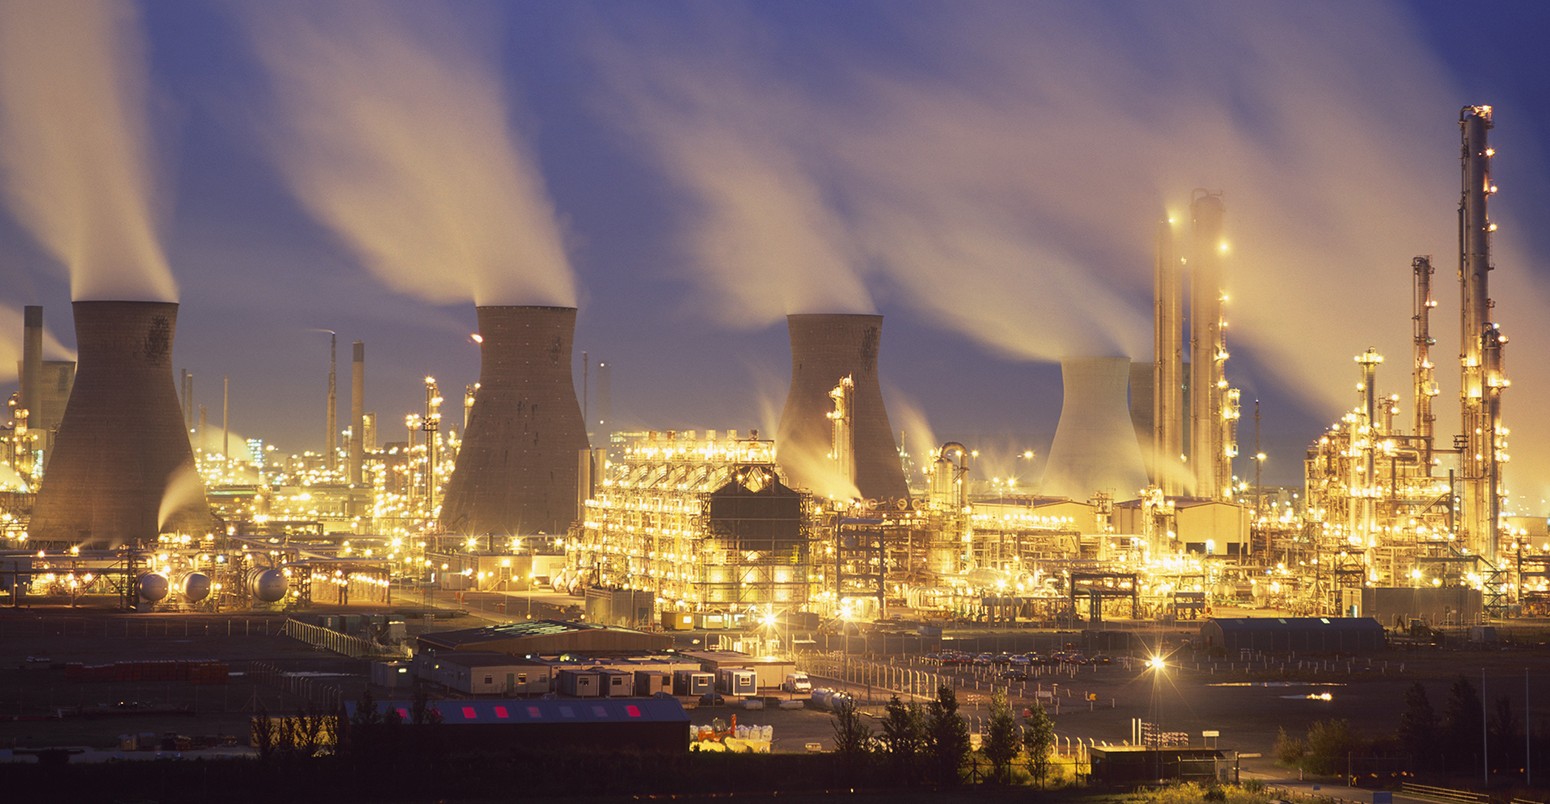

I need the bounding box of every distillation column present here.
[1458,105,1508,562]
[1412,257,1438,471]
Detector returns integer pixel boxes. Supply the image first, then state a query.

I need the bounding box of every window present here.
[483,675,493,685]
[517,673,528,684]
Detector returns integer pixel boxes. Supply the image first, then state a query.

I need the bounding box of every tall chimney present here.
[351,340,364,485]
[20,305,41,437]
[776,313,908,500]
[30,301,213,547]
[1152,218,1185,495]
[1189,191,1229,498]
[325,332,337,471]
[439,306,590,536]
[1041,356,1149,500]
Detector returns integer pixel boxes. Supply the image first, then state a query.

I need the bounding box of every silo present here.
[439,306,590,536]
[775,313,908,501]
[30,301,213,547]
[1040,356,1149,501]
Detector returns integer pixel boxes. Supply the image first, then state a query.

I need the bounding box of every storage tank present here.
[439,306,590,536]
[29,301,213,547]
[136,572,169,603]
[775,314,908,500]
[179,572,211,603]
[247,568,288,603]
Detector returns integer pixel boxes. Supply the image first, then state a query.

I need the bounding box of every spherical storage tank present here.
[137,572,169,603]
[247,568,288,603]
[179,572,212,603]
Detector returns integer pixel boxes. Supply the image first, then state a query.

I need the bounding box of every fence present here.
[247,660,344,712]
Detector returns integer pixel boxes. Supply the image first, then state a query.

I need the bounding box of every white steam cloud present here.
[597,3,1550,500]
[0,0,175,301]
[240,1,574,307]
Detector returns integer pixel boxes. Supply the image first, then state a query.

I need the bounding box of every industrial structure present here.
[440,306,591,537]
[1298,105,1517,617]
[775,313,908,501]
[0,104,1540,630]
[1042,356,1150,501]
[30,301,213,547]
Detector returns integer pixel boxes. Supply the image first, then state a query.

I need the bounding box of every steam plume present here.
[595,3,1550,495]
[0,0,174,301]
[240,1,574,306]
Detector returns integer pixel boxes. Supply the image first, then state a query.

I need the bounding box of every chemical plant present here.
[0,105,1545,638]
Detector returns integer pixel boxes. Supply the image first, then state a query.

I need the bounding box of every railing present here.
[282,617,409,659]
[1399,782,1490,803]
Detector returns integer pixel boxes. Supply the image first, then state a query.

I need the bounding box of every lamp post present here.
[1146,654,1167,780]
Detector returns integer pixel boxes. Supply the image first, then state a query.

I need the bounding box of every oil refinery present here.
[0,105,1544,638]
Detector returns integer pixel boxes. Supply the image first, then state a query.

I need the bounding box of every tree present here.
[924,685,970,787]
[1022,701,1056,788]
[1396,682,1437,768]
[1441,674,1484,774]
[1303,719,1360,777]
[878,695,927,785]
[1274,726,1305,769]
[831,697,873,783]
[981,691,1019,784]
[1487,695,1522,773]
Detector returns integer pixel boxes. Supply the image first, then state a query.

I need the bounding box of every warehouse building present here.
[1199,617,1386,655]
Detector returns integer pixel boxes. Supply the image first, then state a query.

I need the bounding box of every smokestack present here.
[351,340,364,485]
[325,332,337,471]
[776,313,908,500]
[20,306,41,438]
[30,301,213,547]
[1152,218,1185,495]
[1041,356,1149,501]
[439,306,590,536]
[1189,190,1230,499]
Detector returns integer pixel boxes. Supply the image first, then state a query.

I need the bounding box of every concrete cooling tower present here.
[775,313,908,500]
[1040,356,1149,501]
[30,301,213,547]
[439,306,590,536]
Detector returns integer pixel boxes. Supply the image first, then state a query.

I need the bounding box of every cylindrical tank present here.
[247,568,288,603]
[179,572,211,603]
[137,572,169,603]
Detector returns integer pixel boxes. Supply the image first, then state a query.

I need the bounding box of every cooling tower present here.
[1040,356,1149,501]
[30,301,213,547]
[439,306,590,536]
[775,313,908,500]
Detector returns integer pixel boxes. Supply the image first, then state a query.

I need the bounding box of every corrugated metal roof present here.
[1206,616,1384,632]
[345,697,688,725]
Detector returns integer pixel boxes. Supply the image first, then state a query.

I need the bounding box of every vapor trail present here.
[0,0,175,301]
[239,1,574,307]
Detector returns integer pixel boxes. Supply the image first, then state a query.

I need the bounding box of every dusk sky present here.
[1,0,1549,500]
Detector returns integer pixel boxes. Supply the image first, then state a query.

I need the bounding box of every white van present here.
[782,672,812,693]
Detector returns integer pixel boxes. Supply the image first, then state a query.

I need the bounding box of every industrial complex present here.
[0,107,1540,637]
